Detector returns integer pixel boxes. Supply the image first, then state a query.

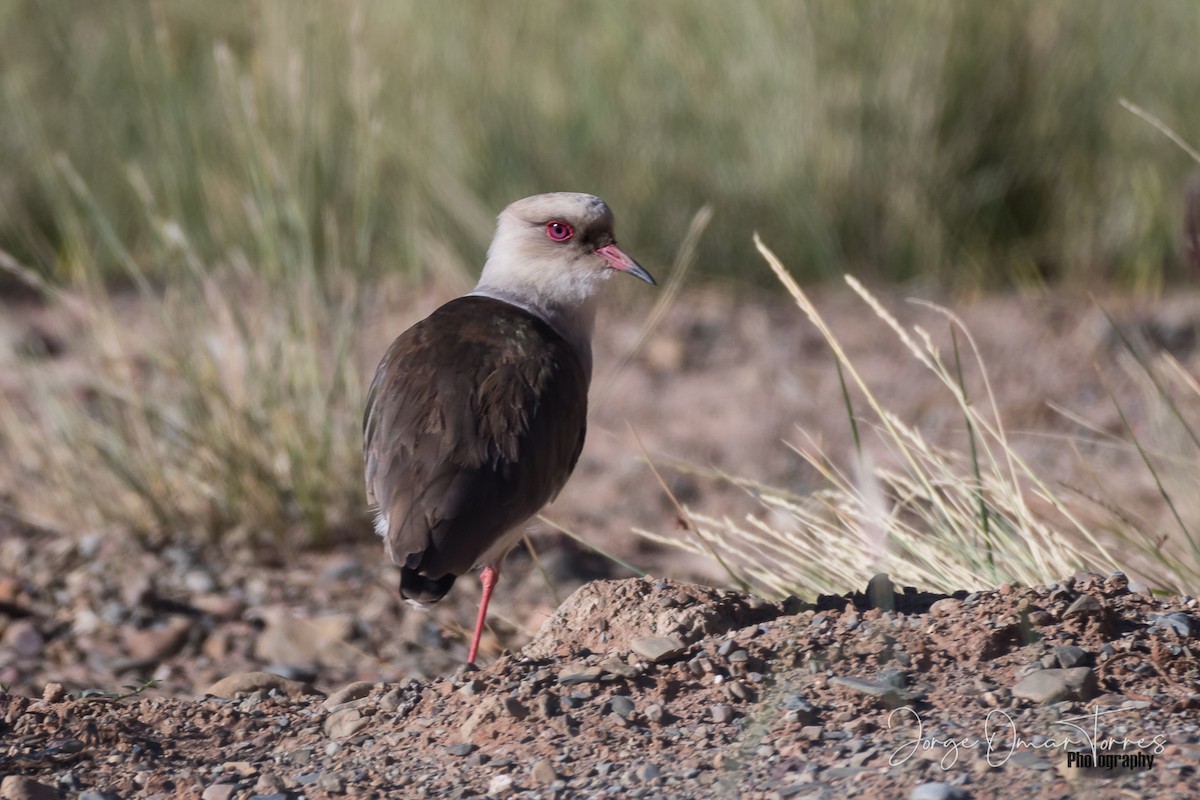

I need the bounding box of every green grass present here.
[3,1,1200,290]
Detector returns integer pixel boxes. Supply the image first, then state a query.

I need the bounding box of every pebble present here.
[557,665,603,685]
[910,782,969,800]
[317,774,344,793]
[204,671,319,699]
[635,763,661,782]
[323,707,368,739]
[502,697,529,720]
[717,639,736,657]
[0,778,60,800]
[630,635,687,663]
[1152,612,1195,638]
[252,611,358,668]
[610,695,635,717]
[1064,594,1102,617]
[598,656,637,678]
[929,598,962,616]
[530,759,558,785]
[219,761,257,777]
[710,704,733,723]
[487,774,514,797]
[446,743,477,756]
[829,676,912,702]
[1053,645,1090,668]
[726,681,751,701]
[644,702,666,723]
[323,680,376,709]
[2,620,44,658]
[1011,667,1097,704]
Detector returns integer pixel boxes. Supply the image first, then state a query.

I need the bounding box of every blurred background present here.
[3,1,1200,688]
[3,0,1199,292]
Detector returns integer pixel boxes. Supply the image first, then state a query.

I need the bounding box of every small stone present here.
[610,695,635,718]
[1152,612,1195,638]
[1053,645,1090,668]
[252,611,358,668]
[910,782,969,800]
[645,703,666,723]
[726,681,751,701]
[2,621,44,658]
[0,778,59,800]
[598,656,637,678]
[42,682,66,703]
[201,785,237,800]
[800,725,823,741]
[635,763,661,782]
[459,679,485,696]
[317,773,344,793]
[284,748,313,766]
[727,649,750,663]
[557,665,603,685]
[530,759,558,785]
[323,708,368,739]
[1012,667,1097,704]
[192,594,248,620]
[323,681,376,709]
[710,704,733,723]
[829,676,912,702]
[502,696,529,720]
[204,671,320,699]
[717,639,736,657]
[630,635,687,663]
[220,761,258,777]
[1064,595,1102,617]
[929,598,962,617]
[447,743,477,757]
[534,693,558,718]
[487,774,514,797]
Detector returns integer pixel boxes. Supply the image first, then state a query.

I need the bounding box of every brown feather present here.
[363,295,588,604]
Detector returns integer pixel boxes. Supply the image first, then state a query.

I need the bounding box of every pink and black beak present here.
[596,244,656,286]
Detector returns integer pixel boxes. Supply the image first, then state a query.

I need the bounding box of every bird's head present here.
[477,193,655,309]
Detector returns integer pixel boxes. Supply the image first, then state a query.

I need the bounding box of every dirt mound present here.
[523,577,782,659]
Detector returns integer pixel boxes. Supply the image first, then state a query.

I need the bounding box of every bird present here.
[363,192,655,664]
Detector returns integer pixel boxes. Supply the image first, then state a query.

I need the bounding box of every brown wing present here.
[363,296,588,602]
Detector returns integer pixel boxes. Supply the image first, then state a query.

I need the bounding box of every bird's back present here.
[363,296,589,605]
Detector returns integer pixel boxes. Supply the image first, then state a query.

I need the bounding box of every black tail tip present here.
[399,569,456,607]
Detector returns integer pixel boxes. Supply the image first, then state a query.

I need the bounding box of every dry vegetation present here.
[2,2,1200,623]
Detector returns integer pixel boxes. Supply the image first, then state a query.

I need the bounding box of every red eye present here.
[546,221,574,242]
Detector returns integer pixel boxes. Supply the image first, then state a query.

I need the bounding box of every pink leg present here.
[467,564,499,665]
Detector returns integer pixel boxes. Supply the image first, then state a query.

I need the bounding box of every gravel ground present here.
[3,566,1199,799]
